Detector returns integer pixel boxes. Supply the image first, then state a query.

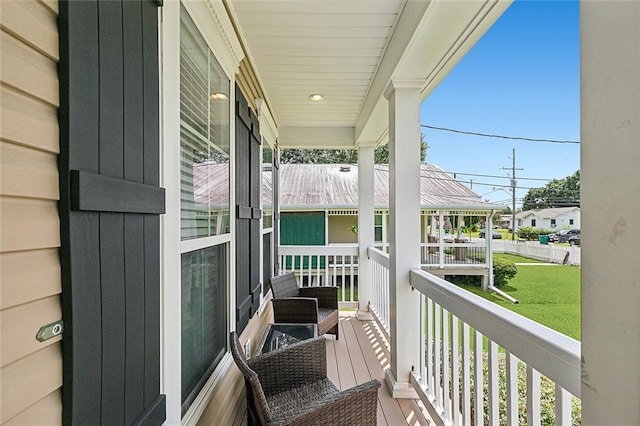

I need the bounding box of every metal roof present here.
[279,163,501,211]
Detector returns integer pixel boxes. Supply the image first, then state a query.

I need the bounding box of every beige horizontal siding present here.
[0,1,61,424]
[4,389,61,426]
[1,295,62,367]
[0,31,58,106]
[0,86,59,154]
[328,215,358,244]
[0,0,59,61]
[0,197,60,252]
[1,343,62,423]
[1,142,59,199]
[0,249,61,310]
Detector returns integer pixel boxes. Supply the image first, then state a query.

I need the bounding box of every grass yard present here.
[458,254,581,340]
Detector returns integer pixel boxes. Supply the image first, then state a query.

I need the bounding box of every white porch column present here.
[582,3,640,424]
[384,79,423,398]
[356,144,375,320]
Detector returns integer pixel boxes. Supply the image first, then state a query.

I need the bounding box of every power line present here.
[445,171,554,182]
[422,124,581,144]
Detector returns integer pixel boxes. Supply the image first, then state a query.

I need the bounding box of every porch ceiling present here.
[227,0,511,149]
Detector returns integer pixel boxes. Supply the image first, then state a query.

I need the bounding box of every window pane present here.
[180,8,230,240]
[181,244,227,412]
[262,147,273,229]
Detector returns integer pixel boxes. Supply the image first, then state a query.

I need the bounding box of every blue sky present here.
[421,0,580,209]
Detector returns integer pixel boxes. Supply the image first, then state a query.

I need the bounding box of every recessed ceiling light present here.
[210,92,228,100]
[308,94,324,102]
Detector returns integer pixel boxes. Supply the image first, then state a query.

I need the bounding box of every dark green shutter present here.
[59,1,166,424]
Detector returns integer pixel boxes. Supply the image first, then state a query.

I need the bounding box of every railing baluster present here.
[443,308,451,420]
[488,340,499,426]
[473,330,483,426]
[555,384,571,426]
[462,322,471,426]
[350,255,354,302]
[427,298,434,395]
[526,366,541,426]
[506,352,518,426]
[451,315,461,426]
[434,303,442,410]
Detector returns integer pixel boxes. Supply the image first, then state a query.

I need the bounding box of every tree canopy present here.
[280,133,428,164]
[521,170,580,210]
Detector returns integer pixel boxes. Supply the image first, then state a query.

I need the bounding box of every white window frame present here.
[160,1,243,424]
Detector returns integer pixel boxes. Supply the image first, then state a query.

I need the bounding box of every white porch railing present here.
[493,240,581,266]
[375,242,489,268]
[366,247,581,425]
[421,241,487,268]
[368,247,390,340]
[278,245,359,308]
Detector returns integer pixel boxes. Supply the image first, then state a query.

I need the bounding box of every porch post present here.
[439,211,445,268]
[581,3,640,424]
[485,213,493,290]
[384,79,423,398]
[356,144,375,320]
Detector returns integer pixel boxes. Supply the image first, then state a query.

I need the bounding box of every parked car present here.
[547,233,559,242]
[479,230,502,239]
[558,229,580,243]
[568,235,581,246]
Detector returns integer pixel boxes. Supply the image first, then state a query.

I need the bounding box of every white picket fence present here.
[492,240,581,266]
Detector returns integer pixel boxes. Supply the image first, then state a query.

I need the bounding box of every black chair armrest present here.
[271,297,319,324]
[299,286,339,309]
[248,336,327,396]
[274,380,381,425]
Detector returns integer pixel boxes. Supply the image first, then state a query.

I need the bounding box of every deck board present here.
[325,313,434,426]
[237,313,434,425]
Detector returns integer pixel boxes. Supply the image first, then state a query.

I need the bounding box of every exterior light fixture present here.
[210,92,228,100]
[308,94,324,102]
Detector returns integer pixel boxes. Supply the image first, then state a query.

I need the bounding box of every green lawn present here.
[458,254,581,340]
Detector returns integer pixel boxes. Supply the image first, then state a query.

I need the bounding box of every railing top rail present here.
[278,244,359,255]
[367,246,389,268]
[410,268,581,397]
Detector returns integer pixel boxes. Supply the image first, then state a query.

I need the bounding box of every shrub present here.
[493,258,517,287]
[448,258,518,288]
[517,227,554,241]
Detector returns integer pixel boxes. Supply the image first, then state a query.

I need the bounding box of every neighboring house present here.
[495,214,512,229]
[0,1,636,425]
[514,207,581,231]
[277,163,500,246]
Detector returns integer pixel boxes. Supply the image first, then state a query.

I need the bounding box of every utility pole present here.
[502,148,523,241]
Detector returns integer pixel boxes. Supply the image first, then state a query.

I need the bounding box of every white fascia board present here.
[182,0,244,78]
[397,0,511,99]
[355,0,512,144]
[278,126,355,148]
[256,98,278,149]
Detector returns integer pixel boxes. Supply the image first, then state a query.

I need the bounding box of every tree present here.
[280,133,428,164]
[521,170,580,210]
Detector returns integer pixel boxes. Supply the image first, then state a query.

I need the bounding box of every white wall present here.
[581,3,640,424]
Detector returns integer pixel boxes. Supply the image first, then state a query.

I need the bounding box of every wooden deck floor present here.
[325,313,434,426]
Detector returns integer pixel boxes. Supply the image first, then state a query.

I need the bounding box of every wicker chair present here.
[269,272,339,339]
[230,331,380,425]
